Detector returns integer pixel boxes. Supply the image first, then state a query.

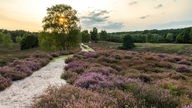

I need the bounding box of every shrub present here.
[0,66,28,80]
[178,60,191,65]
[32,85,116,108]
[86,66,118,76]
[0,76,12,91]
[123,82,180,108]
[64,61,88,71]
[74,72,114,90]
[120,35,135,50]
[103,89,137,107]
[20,34,38,50]
[31,51,52,60]
[176,65,192,72]
[61,71,78,84]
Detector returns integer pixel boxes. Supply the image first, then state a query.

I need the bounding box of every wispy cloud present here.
[155,4,163,9]
[129,1,138,5]
[80,9,124,31]
[140,15,150,19]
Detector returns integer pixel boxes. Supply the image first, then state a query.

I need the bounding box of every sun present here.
[59,17,67,24]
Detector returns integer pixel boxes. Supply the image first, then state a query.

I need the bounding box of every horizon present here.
[0,0,192,32]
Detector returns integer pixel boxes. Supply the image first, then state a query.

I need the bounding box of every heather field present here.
[92,41,192,56]
[32,44,192,108]
[1,0,192,107]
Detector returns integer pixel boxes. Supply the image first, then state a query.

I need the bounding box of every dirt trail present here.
[0,57,67,108]
[0,44,93,108]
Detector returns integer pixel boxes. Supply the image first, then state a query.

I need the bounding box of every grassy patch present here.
[91,41,192,56]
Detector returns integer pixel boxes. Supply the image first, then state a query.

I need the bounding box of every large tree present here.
[42,4,79,33]
[39,4,81,51]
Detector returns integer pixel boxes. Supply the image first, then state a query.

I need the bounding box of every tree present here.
[90,27,99,43]
[0,32,13,48]
[99,30,108,41]
[166,33,174,43]
[121,35,135,50]
[16,36,23,43]
[39,4,80,51]
[20,34,38,50]
[42,4,79,33]
[81,30,91,43]
[176,29,190,43]
[2,33,13,48]
[0,32,3,44]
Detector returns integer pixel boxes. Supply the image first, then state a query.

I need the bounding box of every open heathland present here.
[33,44,192,108]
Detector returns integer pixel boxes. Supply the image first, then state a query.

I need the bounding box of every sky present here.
[0,0,192,32]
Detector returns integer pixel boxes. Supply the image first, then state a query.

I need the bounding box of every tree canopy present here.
[42,4,79,33]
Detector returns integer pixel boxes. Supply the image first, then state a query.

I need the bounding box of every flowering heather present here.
[0,76,12,91]
[74,72,114,90]
[178,59,191,65]
[86,66,118,76]
[51,52,60,57]
[64,61,88,71]
[61,45,192,107]
[103,89,137,107]
[30,51,53,60]
[32,85,116,108]
[65,57,75,64]
[176,65,192,72]
[0,66,28,80]
[77,51,98,58]
[124,82,180,108]
[183,105,192,108]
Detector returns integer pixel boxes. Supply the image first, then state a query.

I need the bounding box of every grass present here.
[51,54,73,62]
[0,43,40,66]
[91,41,192,56]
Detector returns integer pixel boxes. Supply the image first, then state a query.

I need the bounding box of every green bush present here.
[39,30,80,51]
[20,34,38,50]
[0,32,13,48]
[121,35,135,50]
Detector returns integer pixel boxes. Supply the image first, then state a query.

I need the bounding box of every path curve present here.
[0,43,93,108]
[0,57,67,108]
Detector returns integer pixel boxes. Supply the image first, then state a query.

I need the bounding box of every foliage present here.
[0,75,12,91]
[81,30,91,43]
[42,4,79,33]
[0,32,13,48]
[103,27,192,44]
[121,35,135,50]
[60,44,192,107]
[20,34,38,50]
[99,30,108,41]
[16,35,23,43]
[166,33,175,42]
[39,30,80,51]
[39,4,81,51]
[90,27,99,43]
[32,85,116,108]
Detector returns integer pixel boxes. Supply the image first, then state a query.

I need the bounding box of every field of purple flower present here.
[0,50,73,91]
[32,44,192,108]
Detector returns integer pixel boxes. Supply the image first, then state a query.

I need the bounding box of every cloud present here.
[81,10,109,23]
[140,15,150,19]
[101,22,124,30]
[80,10,124,31]
[129,1,138,5]
[150,20,192,29]
[155,4,163,9]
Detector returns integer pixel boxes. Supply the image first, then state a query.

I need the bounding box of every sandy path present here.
[0,57,67,108]
[0,44,93,108]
